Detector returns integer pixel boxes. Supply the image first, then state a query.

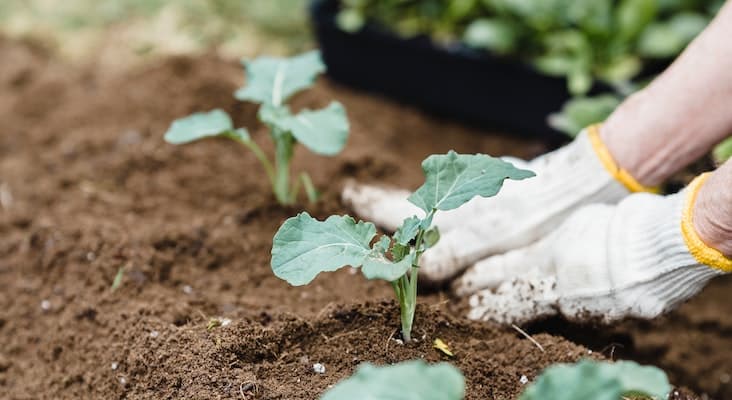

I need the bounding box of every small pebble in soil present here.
[219,318,232,327]
[720,373,731,383]
[182,285,193,295]
[86,252,96,261]
[111,362,118,370]
[313,363,326,374]
[520,375,529,385]
[40,300,51,311]
[149,330,159,338]
[119,377,127,386]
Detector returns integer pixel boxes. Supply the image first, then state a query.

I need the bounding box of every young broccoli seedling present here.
[271,151,534,342]
[164,50,349,205]
[521,359,671,400]
[320,360,465,400]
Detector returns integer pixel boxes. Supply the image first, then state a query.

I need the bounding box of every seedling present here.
[271,151,534,342]
[319,360,465,400]
[319,359,670,400]
[164,50,349,205]
[521,359,671,400]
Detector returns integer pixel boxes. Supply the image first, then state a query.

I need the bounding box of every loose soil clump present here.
[0,37,724,399]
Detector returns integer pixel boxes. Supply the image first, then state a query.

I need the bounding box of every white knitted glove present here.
[455,174,730,324]
[343,126,651,283]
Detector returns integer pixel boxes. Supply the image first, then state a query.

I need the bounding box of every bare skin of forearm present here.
[601,1,732,187]
[694,159,732,257]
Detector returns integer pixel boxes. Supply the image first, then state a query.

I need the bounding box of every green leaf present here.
[362,253,413,281]
[259,102,349,156]
[714,137,732,164]
[336,9,365,33]
[637,23,685,58]
[408,151,535,213]
[548,94,621,137]
[423,227,440,249]
[164,109,237,144]
[463,19,517,54]
[271,213,376,286]
[615,0,657,40]
[394,216,421,246]
[235,50,325,106]
[373,235,392,254]
[285,102,350,156]
[320,360,465,400]
[520,360,671,400]
[668,12,708,42]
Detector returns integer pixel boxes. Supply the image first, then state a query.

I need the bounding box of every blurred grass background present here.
[0,0,313,69]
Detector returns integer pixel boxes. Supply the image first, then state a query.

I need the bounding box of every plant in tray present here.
[164,50,349,205]
[271,151,534,342]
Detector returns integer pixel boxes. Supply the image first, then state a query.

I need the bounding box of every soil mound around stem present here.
[0,36,720,399]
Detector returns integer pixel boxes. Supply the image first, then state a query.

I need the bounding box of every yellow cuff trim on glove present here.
[682,173,732,272]
[587,124,660,194]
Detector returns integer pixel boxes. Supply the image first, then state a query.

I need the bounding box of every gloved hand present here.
[454,174,731,324]
[342,125,655,283]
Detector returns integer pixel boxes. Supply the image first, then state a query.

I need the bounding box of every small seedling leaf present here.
[408,151,535,213]
[164,109,234,144]
[373,235,392,254]
[320,360,465,400]
[235,50,325,106]
[393,216,421,246]
[285,102,349,155]
[258,102,349,156]
[271,213,376,286]
[362,253,413,282]
[433,338,454,357]
[423,227,440,249]
[519,360,671,400]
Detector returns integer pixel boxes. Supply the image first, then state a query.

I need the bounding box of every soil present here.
[0,36,724,399]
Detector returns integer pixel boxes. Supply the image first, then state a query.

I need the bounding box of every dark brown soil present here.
[0,36,721,399]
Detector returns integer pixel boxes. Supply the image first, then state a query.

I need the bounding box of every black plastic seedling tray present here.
[311,0,585,138]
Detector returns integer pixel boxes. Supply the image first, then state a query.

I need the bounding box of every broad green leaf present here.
[668,12,708,42]
[597,55,641,83]
[463,19,517,54]
[408,151,535,213]
[714,137,732,164]
[235,50,325,106]
[548,94,621,137]
[615,0,657,40]
[520,360,671,400]
[320,360,465,400]
[258,102,349,156]
[637,23,685,58]
[362,253,413,281]
[394,216,421,246]
[271,213,376,286]
[284,102,349,156]
[164,109,236,144]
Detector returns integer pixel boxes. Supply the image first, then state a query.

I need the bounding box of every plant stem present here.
[273,130,294,205]
[242,141,275,185]
[395,209,434,343]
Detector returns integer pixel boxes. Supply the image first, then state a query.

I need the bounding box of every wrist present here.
[586,124,659,194]
[693,165,732,258]
[682,173,732,271]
